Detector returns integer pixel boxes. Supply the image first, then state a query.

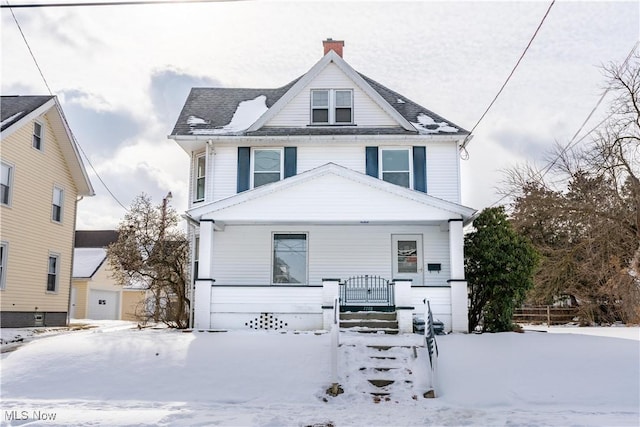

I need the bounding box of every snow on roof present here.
[73,248,107,278]
[187,116,207,125]
[190,95,268,135]
[411,113,459,134]
[0,111,24,128]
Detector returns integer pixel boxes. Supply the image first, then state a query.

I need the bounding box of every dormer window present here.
[311,89,353,125]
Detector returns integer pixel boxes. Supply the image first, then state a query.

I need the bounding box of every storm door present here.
[391,234,423,285]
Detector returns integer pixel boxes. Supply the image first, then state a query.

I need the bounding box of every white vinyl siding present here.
[265,63,398,128]
[1,161,13,206]
[205,141,461,206]
[210,224,449,287]
[210,145,236,202]
[426,142,461,203]
[296,145,363,174]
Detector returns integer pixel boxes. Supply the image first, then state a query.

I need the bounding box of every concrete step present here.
[340,311,397,321]
[340,320,399,330]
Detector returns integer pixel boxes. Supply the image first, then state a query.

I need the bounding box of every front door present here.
[392,234,423,285]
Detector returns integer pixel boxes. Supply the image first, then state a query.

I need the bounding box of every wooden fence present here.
[513,306,579,325]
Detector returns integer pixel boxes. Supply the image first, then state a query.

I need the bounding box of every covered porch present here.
[188,164,474,332]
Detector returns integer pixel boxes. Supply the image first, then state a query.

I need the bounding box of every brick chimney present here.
[323,38,344,57]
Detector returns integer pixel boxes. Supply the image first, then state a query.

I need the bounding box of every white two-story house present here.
[169,40,475,333]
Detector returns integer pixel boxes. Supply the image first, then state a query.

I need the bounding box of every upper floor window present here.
[381,148,411,188]
[195,154,206,202]
[52,186,63,222]
[1,162,13,206]
[33,122,43,150]
[311,89,353,125]
[0,242,7,290]
[252,148,282,188]
[47,254,59,292]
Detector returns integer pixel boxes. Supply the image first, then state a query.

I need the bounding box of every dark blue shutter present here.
[413,146,427,193]
[366,146,378,178]
[284,147,297,178]
[237,147,250,193]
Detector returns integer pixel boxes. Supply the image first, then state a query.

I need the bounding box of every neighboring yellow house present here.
[1,95,94,327]
[72,230,147,321]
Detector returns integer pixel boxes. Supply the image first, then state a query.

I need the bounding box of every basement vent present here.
[245,313,288,330]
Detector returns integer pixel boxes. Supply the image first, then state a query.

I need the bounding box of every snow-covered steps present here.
[339,332,428,401]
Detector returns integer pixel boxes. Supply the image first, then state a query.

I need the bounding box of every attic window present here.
[33,121,43,150]
[311,89,353,125]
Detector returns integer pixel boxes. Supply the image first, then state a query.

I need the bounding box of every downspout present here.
[66,196,82,326]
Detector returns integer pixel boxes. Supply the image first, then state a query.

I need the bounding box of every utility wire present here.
[461,0,556,150]
[484,41,639,211]
[5,0,129,211]
[1,0,242,8]
[6,3,52,95]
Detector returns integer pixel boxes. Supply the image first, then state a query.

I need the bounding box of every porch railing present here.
[339,275,395,308]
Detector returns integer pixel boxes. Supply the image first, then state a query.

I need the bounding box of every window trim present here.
[379,147,413,189]
[271,232,308,286]
[32,121,44,151]
[310,89,354,125]
[194,153,206,203]
[51,185,64,223]
[251,147,284,189]
[0,241,7,290]
[1,161,14,207]
[46,253,60,293]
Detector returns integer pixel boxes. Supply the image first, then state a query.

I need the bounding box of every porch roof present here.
[187,163,476,225]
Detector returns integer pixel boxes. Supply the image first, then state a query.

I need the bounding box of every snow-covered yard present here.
[1,323,638,426]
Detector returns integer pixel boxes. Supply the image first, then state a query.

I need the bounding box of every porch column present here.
[194,219,215,329]
[394,279,413,334]
[448,219,468,333]
[322,279,341,330]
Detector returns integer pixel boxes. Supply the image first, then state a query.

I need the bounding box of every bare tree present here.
[107,194,190,328]
[507,53,640,324]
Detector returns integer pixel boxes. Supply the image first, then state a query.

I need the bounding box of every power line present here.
[484,42,639,211]
[1,0,242,8]
[75,141,130,211]
[461,0,556,150]
[6,3,52,95]
[6,0,129,212]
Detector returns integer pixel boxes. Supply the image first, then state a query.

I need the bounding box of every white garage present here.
[88,289,120,320]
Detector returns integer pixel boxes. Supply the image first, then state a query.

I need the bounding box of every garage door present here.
[88,290,119,320]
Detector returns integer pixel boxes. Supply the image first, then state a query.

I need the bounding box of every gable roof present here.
[73,247,107,278]
[1,95,95,197]
[188,163,476,224]
[1,95,54,131]
[75,230,119,248]
[169,51,468,139]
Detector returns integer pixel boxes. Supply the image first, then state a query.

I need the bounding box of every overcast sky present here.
[2,0,638,229]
